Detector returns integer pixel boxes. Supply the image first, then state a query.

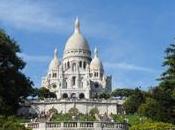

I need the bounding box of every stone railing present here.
[30,98,125,105]
[24,121,129,130]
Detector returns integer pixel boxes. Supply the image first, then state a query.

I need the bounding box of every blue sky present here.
[0,0,174,90]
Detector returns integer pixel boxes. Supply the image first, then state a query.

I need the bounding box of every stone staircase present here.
[98,113,113,122]
[35,112,54,122]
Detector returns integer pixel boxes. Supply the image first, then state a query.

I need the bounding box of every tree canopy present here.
[138,43,175,124]
[111,88,135,97]
[31,87,57,99]
[0,29,33,115]
[124,88,145,114]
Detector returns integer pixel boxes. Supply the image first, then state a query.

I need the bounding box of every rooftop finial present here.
[94,47,98,57]
[74,17,80,33]
[54,48,58,57]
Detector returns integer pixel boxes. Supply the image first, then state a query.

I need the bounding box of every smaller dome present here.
[49,48,59,71]
[90,48,103,71]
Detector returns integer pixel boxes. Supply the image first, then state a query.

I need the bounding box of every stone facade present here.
[41,18,112,99]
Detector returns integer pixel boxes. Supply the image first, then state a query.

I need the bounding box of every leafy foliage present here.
[78,114,96,121]
[89,108,99,116]
[112,88,135,97]
[0,29,33,115]
[0,116,31,130]
[138,44,175,123]
[99,92,111,99]
[31,87,57,99]
[51,113,97,122]
[68,107,79,116]
[112,114,175,130]
[51,113,72,121]
[131,121,174,130]
[49,107,58,114]
[124,88,145,114]
[138,98,163,121]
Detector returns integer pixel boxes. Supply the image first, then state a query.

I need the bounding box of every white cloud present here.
[0,0,120,39]
[0,0,70,32]
[18,53,51,63]
[104,62,156,73]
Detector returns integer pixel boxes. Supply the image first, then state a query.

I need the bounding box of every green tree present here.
[35,87,56,99]
[111,88,134,97]
[160,44,175,84]
[68,107,79,116]
[99,92,111,99]
[124,88,145,114]
[0,30,33,115]
[0,116,31,130]
[89,108,99,116]
[152,43,175,123]
[138,98,163,121]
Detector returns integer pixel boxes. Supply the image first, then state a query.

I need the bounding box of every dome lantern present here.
[74,17,80,33]
[49,48,59,71]
[90,48,103,71]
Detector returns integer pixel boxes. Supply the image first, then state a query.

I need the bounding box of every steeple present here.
[74,17,80,33]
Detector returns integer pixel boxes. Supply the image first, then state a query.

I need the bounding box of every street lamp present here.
[101,123,104,130]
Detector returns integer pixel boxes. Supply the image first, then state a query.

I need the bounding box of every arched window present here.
[67,61,70,68]
[52,84,57,88]
[94,82,99,88]
[71,93,76,98]
[72,63,76,71]
[72,76,76,86]
[94,72,96,77]
[79,93,85,99]
[62,93,68,98]
[83,62,86,69]
[52,73,57,78]
[79,61,82,68]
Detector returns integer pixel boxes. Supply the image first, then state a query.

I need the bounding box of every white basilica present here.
[41,18,112,99]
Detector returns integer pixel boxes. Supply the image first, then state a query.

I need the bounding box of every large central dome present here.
[63,18,91,59]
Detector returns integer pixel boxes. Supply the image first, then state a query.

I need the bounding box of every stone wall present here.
[31,99,125,115]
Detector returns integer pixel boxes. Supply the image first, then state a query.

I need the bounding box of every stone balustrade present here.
[30,99,125,105]
[25,121,129,130]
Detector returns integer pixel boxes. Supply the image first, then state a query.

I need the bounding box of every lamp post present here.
[101,123,104,130]
[124,118,129,130]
